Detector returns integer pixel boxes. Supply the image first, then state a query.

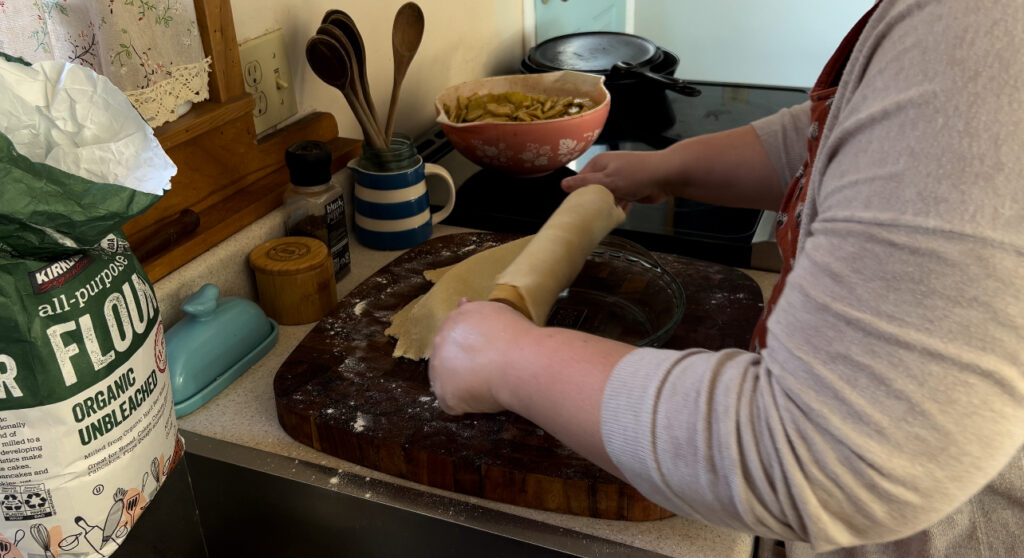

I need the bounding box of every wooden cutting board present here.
[274,232,764,520]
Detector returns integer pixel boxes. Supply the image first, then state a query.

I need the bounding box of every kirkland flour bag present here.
[0,53,179,557]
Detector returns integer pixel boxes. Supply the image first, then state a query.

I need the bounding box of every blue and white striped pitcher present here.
[348,139,455,251]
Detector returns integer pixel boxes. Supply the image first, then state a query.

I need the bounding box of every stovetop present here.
[416,80,809,269]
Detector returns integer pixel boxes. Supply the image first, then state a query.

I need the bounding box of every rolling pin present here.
[488,184,626,324]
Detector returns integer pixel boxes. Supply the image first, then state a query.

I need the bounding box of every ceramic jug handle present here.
[425,163,456,224]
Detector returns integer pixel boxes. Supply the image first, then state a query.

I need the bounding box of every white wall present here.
[634,0,875,88]
[533,0,631,43]
[230,0,525,140]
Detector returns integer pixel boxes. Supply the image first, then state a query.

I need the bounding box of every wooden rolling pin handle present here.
[488,283,533,321]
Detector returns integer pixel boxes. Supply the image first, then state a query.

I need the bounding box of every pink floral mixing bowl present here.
[435,71,610,177]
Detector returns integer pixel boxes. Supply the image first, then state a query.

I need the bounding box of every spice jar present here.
[248,236,338,324]
[283,140,351,280]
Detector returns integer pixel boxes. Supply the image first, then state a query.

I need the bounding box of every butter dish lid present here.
[166,283,278,417]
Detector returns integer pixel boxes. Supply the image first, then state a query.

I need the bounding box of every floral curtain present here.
[0,0,211,128]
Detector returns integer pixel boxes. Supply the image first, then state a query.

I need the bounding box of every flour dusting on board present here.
[352,413,369,432]
[277,235,516,440]
[281,234,593,446]
[273,232,763,518]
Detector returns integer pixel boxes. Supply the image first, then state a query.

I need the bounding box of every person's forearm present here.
[663,124,785,210]
[491,326,636,478]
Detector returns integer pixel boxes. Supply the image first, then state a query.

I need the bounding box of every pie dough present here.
[385,184,625,360]
[385,236,533,360]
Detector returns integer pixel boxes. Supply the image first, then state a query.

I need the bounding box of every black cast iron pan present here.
[524,32,701,97]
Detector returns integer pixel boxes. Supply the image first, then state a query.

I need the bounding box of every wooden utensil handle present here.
[488,283,533,321]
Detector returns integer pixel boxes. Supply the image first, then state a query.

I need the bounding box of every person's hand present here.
[428,299,536,415]
[561,150,673,205]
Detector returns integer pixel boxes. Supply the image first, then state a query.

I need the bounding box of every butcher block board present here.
[274,232,763,521]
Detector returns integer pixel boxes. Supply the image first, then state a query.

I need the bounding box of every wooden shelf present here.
[134,135,360,282]
[154,94,254,150]
[128,111,361,282]
[123,0,363,282]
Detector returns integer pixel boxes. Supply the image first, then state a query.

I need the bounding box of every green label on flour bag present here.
[0,233,181,555]
[1,51,181,555]
[1,240,161,408]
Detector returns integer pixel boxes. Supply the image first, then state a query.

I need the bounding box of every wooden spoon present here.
[315,24,384,144]
[385,2,425,143]
[324,12,378,128]
[320,8,343,24]
[305,35,386,149]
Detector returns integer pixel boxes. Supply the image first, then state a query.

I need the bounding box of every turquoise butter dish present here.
[166,283,278,417]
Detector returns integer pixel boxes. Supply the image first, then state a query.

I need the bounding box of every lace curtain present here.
[0,0,211,128]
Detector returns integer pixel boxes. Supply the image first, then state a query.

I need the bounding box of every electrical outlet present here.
[239,29,298,134]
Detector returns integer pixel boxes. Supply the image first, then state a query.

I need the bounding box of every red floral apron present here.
[751,3,881,352]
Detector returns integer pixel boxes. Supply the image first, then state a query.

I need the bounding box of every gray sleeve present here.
[750,101,811,195]
[601,0,1024,552]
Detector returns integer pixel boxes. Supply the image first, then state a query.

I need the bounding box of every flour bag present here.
[0,52,181,557]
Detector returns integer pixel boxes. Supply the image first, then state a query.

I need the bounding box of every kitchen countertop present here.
[155,202,779,558]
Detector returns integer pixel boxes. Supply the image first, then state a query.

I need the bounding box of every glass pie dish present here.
[547,236,685,347]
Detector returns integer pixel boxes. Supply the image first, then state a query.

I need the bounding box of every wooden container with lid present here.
[249,236,338,324]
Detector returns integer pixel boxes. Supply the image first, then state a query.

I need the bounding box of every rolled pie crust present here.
[385,184,624,359]
[492,184,625,325]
